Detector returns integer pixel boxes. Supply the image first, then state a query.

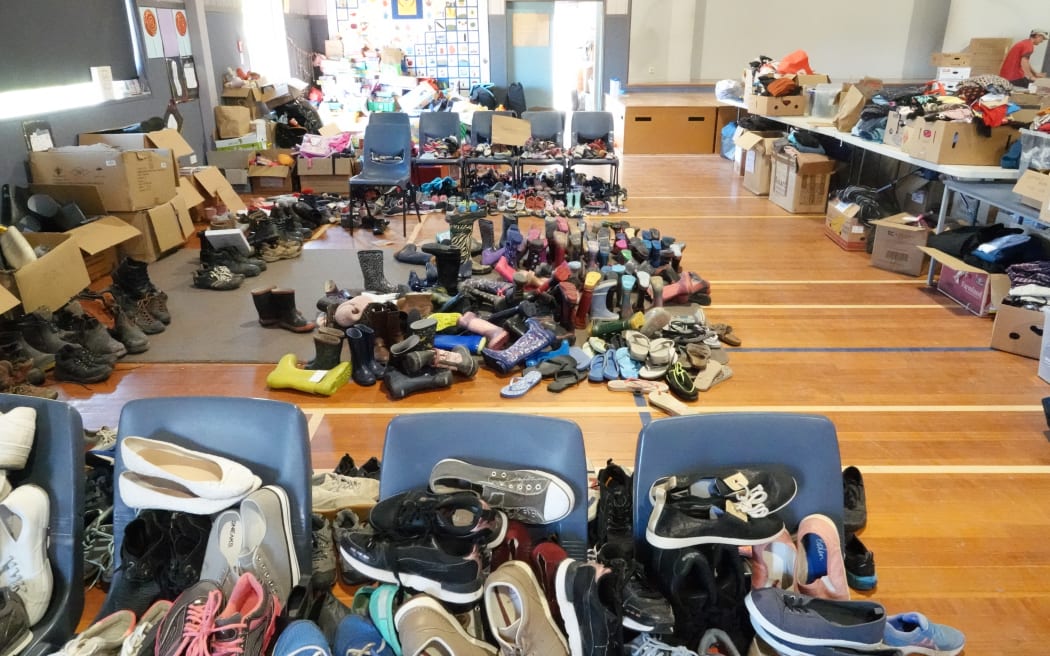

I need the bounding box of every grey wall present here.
[286,14,314,82]
[206,8,246,98]
[602,13,630,99]
[489,14,509,87]
[902,0,952,80]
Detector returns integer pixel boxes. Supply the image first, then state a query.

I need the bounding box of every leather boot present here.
[266,353,351,396]
[433,333,487,354]
[359,250,408,294]
[574,271,602,329]
[478,218,504,266]
[306,330,344,370]
[270,289,316,333]
[458,312,510,350]
[589,279,619,321]
[345,327,377,386]
[384,367,453,399]
[421,243,461,294]
[481,318,556,374]
[620,274,637,320]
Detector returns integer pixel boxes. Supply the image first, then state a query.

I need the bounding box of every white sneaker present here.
[49,609,136,656]
[311,472,379,513]
[119,601,171,656]
[0,406,37,470]
[118,471,260,514]
[0,484,53,625]
[120,436,259,500]
[0,471,10,501]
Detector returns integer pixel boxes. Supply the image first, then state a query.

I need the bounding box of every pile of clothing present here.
[926,223,1044,273]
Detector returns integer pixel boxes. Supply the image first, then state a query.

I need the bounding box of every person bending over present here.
[1000,29,1047,87]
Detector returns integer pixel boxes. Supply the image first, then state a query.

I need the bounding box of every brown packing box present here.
[78,128,196,186]
[931,52,971,68]
[30,146,177,212]
[824,197,869,251]
[259,82,305,110]
[918,247,1012,316]
[900,118,1018,166]
[747,94,805,117]
[221,85,262,119]
[868,213,931,275]
[1012,170,1050,222]
[207,151,254,187]
[991,303,1045,359]
[112,202,187,263]
[733,130,783,195]
[27,184,143,280]
[770,152,837,214]
[297,156,356,195]
[187,166,247,215]
[0,233,91,314]
[215,106,252,140]
[296,157,335,176]
[249,149,295,193]
[964,38,1012,76]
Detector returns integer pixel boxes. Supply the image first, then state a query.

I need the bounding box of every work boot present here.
[67,315,128,360]
[109,303,150,355]
[383,367,453,399]
[109,286,166,335]
[481,318,556,374]
[18,308,77,353]
[345,327,377,386]
[358,250,408,294]
[0,361,57,400]
[54,344,113,384]
[0,332,46,385]
[306,329,344,371]
[421,243,462,295]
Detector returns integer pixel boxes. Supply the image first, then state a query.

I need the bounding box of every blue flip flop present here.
[603,349,620,381]
[615,347,641,379]
[589,352,606,382]
[569,346,592,371]
[500,370,543,398]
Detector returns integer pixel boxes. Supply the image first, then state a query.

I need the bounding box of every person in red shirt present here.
[1000,29,1048,87]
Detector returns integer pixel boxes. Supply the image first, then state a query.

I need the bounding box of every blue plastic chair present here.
[368,112,410,126]
[413,111,464,186]
[348,121,423,237]
[462,111,518,192]
[0,395,84,656]
[98,396,311,617]
[380,412,590,560]
[632,413,844,558]
[567,111,620,188]
[519,110,567,182]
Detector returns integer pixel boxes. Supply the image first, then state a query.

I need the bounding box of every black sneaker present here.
[651,546,716,649]
[591,459,633,553]
[647,478,784,549]
[338,530,484,605]
[844,533,877,591]
[665,467,798,517]
[161,513,211,597]
[842,466,867,534]
[369,488,508,550]
[54,344,113,384]
[334,454,381,479]
[193,264,245,291]
[311,513,337,590]
[201,248,262,277]
[597,543,674,634]
[0,588,31,656]
[554,558,624,656]
[98,510,171,618]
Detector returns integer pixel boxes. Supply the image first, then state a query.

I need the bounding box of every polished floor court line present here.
[303,403,1044,414]
[716,280,922,285]
[708,304,945,309]
[734,346,991,353]
[861,465,1050,474]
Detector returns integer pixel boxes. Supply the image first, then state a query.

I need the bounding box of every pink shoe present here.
[795,514,850,600]
[747,528,797,591]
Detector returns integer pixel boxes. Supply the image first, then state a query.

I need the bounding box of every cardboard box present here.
[259,81,305,109]
[296,156,335,177]
[113,202,187,263]
[931,52,971,68]
[1012,169,1050,222]
[992,303,1045,359]
[824,198,870,251]
[884,110,907,148]
[895,175,944,216]
[207,150,253,189]
[0,233,91,313]
[221,85,262,119]
[747,94,805,117]
[919,247,1011,316]
[733,130,783,195]
[78,128,196,184]
[900,118,1018,166]
[184,166,247,215]
[1038,312,1050,382]
[30,146,177,212]
[964,38,1012,76]
[936,67,972,81]
[249,149,295,194]
[770,152,837,214]
[795,73,831,88]
[869,214,930,275]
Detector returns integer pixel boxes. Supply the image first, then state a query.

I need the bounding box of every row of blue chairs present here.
[3,394,842,654]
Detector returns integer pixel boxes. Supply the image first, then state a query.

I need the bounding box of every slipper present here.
[548,366,586,393]
[602,349,620,381]
[648,390,697,416]
[608,379,669,393]
[693,361,727,392]
[589,352,606,383]
[614,347,640,379]
[640,338,677,380]
[708,343,730,365]
[536,355,578,378]
[500,370,543,398]
[666,361,699,401]
[686,343,711,370]
[568,346,592,371]
[710,322,742,347]
[625,330,651,361]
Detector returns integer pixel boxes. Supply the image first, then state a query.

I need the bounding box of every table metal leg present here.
[925,185,953,286]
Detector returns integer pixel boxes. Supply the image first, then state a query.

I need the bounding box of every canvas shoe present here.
[118,471,260,515]
[484,560,570,656]
[273,619,331,656]
[0,589,31,656]
[646,478,784,549]
[49,609,135,656]
[662,467,798,518]
[881,612,964,656]
[210,573,280,656]
[429,458,575,525]
[333,614,393,656]
[119,600,173,656]
[237,485,300,607]
[154,580,224,656]
[745,588,886,651]
[554,558,623,656]
[120,437,260,500]
[199,509,241,595]
[750,621,904,656]
[748,528,798,591]
[0,484,52,625]
[795,514,850,601]
[368,488,507,550]
[0,406,36,469]
[310,472,379,514]
[394,595,497,656]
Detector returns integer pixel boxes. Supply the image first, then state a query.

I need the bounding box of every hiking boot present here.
[597,542,674,634]
[54,344,114,384]
[369,488,508,550]
[210,572,280,656]
[592,459,633,553]
[142,290,171,325]
[0,332,47,382]
[18,308,76,353]
[311,514,338,590]
[109,287,166,335]
[193,264,245,290]
[109,303,150,355]
[260,238,303,262]
[67,315,127,360]
[429,458,576,525]
[332,510,371,586]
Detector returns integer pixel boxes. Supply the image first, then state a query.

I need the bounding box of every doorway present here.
[507,1,602,112]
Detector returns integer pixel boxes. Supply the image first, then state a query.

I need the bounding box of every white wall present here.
[629,0,699,83]
[942,0,1050,71]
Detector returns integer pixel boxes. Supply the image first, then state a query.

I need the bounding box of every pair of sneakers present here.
[748,514,849,601]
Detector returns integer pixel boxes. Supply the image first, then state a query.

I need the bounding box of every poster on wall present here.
[139,7,164,59]
[174,9,193,56]
[157,8,182,58]
[393,0,424,20]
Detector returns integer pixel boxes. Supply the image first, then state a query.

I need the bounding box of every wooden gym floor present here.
[69,155,1050,654]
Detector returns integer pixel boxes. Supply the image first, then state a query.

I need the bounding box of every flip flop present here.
[666,361,699,401]
[686,343,711,370]
[710,322,742,347]
[693,361,726,392]
[568,346,592,371]
[608,379,669,393]
[500,370,543,398]
[547,366,586,393]
[700,363,733,391]
[640,338,677,380]
[648,390,698,416]
[614,347,640,379]
[625,330,651,361]
[589,352,606,383]
[536,355,578,378]
[603,349,620,381]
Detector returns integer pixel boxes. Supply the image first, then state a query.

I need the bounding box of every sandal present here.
[625,330,651,361]
[685,343,711,370]
[547,365,586,393]
[648,390,697,416]
[693,361,733,392]
[500,370,543,398]
[614,347,640,379]
[665,361,698,401]
[639,337,677,380]
[608,379,669,393]
[589,352,606,383]
[710,322,742,347]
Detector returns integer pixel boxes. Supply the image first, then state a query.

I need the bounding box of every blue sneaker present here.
[883,613,965,656]
[368,584,404,655]
[334,614,393,655]
[273,620,331,656]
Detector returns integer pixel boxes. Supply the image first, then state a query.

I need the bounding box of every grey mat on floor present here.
[123,247,423,363]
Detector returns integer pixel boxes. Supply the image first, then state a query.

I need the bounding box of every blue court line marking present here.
[732,346,990,353]
[633,392,652,427]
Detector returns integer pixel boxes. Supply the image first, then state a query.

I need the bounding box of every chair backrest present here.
[359,122,413,180]
[570,111,615,146]
[107,397,312,597]
[418,111,462,144]
[368,112,410,126]
[469,110,516,146]
[633,413,844,556]
[380,412,590,559]
[522,110,565,144]
[1,395,84,656]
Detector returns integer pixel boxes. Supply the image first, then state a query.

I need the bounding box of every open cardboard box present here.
[1013,169,1050,222]
[868,213,930,275]
[900,117,1017,166]
[733,130,783,196]
[992,303,1045,359]
[248,149,295,194]
[112,201,188,263]
[30,146,177,213]
[824,197,869,251]
[770,152,837,214]
[918,247,1011,316]
[0,232,92,314]
[184,166,247,215]
[78,128,196,185]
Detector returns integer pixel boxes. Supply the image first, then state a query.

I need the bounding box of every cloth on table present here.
[1007,261,1050,288]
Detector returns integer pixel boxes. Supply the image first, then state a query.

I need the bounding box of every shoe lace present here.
[343,640,387,656]
[606,489,632,534]
[728,485,772,518]
[83,508,115,588]
[181,590,224,656]
[210,620,248,656]
[283,647,329,656]
[629,633,697,656]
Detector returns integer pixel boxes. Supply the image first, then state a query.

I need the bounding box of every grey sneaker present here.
[311,472,379,514]
[199,509,241,595]
[429,458,575,524]
[119,599,173,656]
[311,513,337,590]
[237,485,300,606]
[745,588,886,650]
[332,509,371,586]
[0,589,31,656]
[49,609,135,656]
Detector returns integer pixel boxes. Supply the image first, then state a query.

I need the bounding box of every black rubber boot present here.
[270,289,316,333]
[354,324,387,377]
[251,286,279,326]
[384,367,453,399]
[358,250,408,294]
[499,213,519,249]
[421,243,461,295]
[307,328,345,370]
[346,327,377,386]
[394,243,432,265]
